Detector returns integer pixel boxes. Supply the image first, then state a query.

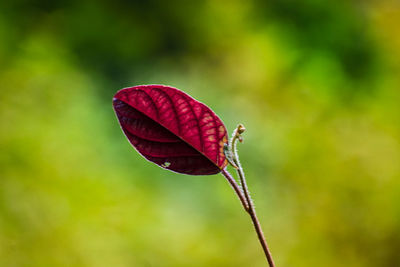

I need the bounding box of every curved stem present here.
[221,168,275,267]
[221,168,249,211]
[235,166,275,267]
[226,124,275,267]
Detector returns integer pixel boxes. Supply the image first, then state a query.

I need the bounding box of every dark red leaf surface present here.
[113,85,228,175]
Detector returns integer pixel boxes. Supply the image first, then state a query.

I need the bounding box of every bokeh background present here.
[1,0,400,266]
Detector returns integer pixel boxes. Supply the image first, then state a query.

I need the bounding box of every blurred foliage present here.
[1,0,400,266]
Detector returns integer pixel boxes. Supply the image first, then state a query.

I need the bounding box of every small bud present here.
[237,124,246,134]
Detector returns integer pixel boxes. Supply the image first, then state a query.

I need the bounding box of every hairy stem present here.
[236,167,275,267]
[221,168,249,211]
[224,124,275,267]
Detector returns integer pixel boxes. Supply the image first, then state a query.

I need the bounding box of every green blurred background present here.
[1,0,400,266]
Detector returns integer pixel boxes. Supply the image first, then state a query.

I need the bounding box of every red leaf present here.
[113,85,228,175]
